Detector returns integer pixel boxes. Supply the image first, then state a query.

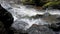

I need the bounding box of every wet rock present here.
[0,4,14,34]
[27,24,55,34]
[48,23,60,32]
[51,5,60,10]
[12,20,29,30]
[56,22,60,25]
[13,29,28,34]
[56,17,60,20]
[0,21,8,34]
[33,0,45,7]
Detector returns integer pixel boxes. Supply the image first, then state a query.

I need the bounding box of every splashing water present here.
[1,1,60,30]
[10,5,47,30]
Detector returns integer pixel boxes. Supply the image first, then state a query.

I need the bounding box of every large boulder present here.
[0,4,14,34]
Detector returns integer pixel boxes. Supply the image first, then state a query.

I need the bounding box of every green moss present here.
[43,1,60,8]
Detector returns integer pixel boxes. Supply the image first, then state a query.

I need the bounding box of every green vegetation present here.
[21,0,60,9]
[43,1,60,8]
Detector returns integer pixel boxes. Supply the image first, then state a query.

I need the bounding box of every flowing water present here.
[1,1,60,31]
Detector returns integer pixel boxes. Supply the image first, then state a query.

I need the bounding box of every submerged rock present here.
[12,20,29,30]
[48,23,60,32]
[27,24,55,34]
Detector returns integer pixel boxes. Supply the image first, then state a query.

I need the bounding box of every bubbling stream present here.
[1,1,60,30]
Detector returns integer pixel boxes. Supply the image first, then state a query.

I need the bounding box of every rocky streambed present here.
[0,1,60,34]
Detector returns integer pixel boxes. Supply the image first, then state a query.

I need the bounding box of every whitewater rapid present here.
[1,1,60,30]
[10,5,48,30]
[10,5,60,30]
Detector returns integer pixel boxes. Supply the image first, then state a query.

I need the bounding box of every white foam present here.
[1,2,60,30]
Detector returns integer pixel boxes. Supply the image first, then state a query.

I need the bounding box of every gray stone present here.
[27,24,55,34]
